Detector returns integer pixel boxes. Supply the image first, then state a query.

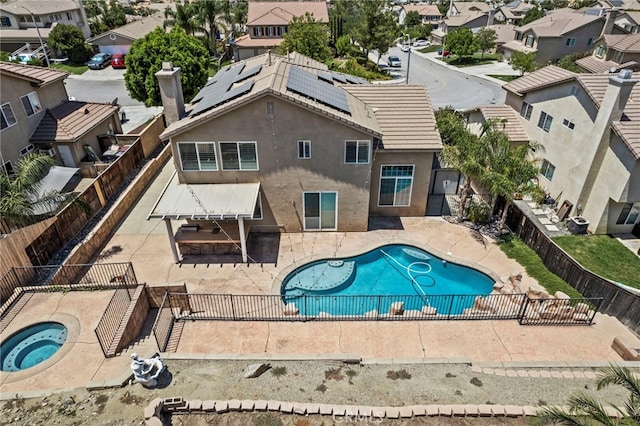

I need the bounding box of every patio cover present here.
[148,171,260,263]
[31,166,79,215]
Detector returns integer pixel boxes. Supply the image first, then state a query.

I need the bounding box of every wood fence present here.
[506,205,640,335]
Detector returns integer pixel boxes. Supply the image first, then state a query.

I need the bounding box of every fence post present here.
[518,296,530,325]
[230,294,236,320]
[376,296,381,320]
[448,295,455,320]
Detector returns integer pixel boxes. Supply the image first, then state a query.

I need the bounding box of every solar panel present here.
[317,70,334,84]
[609,0,623,6]
[286,67,351,115]
[234,65,262,83]
[223,80,255,103]
[190,63,252,116]
[331,72,348,84]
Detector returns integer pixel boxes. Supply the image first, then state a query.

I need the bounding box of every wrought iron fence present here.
[152,292,175,353]
[95,285,134,357]
[0,263,137,304]
[154,292,601,324]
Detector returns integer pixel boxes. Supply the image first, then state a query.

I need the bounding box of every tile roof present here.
[234,34,283,48]
[576,55,638,73]
[402,4,442,17]
[502,65,575,95]
[453,1,491,14]
[0,0,78,15]
[0,61,68,86]
[343,85,442,150]
[31,101,118,142]
[487,24,517,44]
[247,1,329,26]
[445,11,488,27]
[499,1,532,19]
[87,13,165,42]
[603,33,640,53]
[518,8,604,37]
[502,39,537,53]
[161,53,381,141]
[478,105,529,143]
[621,10,640,24]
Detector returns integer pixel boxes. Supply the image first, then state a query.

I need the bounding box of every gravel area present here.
[2,359,634,425]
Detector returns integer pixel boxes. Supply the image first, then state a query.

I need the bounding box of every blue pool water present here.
[281,244,495,316]
[1,322,67,372]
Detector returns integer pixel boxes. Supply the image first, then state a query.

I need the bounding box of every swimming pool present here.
[281,244,495,316]
[1,322,68,372]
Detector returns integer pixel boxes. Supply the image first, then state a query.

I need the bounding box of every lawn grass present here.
[51,63,87,75]
[487,74,520,82]
[498,235,583,298]
[443,53,500,67]
[553,235,640,289]
[418,44,442,53]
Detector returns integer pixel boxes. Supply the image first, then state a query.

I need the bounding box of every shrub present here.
[467,200,491,224]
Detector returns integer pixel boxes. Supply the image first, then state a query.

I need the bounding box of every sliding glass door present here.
[303,192,337,230]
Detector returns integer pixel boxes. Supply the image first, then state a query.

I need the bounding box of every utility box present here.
[568,216,589,234]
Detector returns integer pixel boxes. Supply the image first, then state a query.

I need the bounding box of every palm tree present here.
[228,0,248,39]
[164,1,198,36]
[531,364,640,425]
[194,0,231,55]
[0,153,90,229]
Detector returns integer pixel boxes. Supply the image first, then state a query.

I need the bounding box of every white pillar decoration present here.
[164,219,180,264]
[238,217,247,263]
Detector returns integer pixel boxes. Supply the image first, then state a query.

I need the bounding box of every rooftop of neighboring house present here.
[576,55,638,73]
[499,0,532,19]
[30,101,118,142]
[517,8,604,37]
[246,1,329,26]
[593,0,640,10]
[602,33,640,52]
[487,23,518,44]
[444,11,488,27]
[0,61,68,86]
[87,13,165,42]
[0,0,79,15]
[161,52,442,151]
[451,1,491,14]
[619,10,640,25]
[402,4,442,17]
[475,105,530,143]
[503,65,640,158]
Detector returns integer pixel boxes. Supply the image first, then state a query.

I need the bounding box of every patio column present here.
[238,217,247,263]
[164,218,180,263]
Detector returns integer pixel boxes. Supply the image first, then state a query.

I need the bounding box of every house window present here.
[540,159,555,181]
[278,26,287,36]
[594,45,605,58]
[379,165,414,206]
[20,92,42,117]
[565,37,576,46]
[298,140,311,159]
[1,161,13,175]
[587,37,595,46]
[220,141,258,170]
[20,144,35,157]
[525,34,535,47]
[177,142,218,171]
[253,27,262,37]
[537,111,553,132]
[267,26,275,36]
[612,50,623,63]
[250,193,263,220]
[520,102,533,120]
[562,118,575,130]
[616,203,640,225]
[303,192,337,230]
[0,16,11,27]
[0,103,17,130]
[66,12,72,20]
[266,101,274,115]
[345,140,370,164]
[570,86,579,96]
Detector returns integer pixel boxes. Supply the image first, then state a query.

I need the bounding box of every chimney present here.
[155,61,185,126]
[601,8,619,36]
[576,69,638,210]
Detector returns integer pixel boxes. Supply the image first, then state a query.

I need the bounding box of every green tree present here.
[509,51,536,75]
[100,0,127,30]
[335,35,354,57]
[446,27,477,58]
[164,0,198,35]
[557,51,589,72]
[531,364,640,425]
[278,13,332,62]
[124,27,209,107]
[474,27,498,59]
[0,154,90,228]
[404,10,422,28]
[0,51,11,61]
[330,0,360,45]
[352,0,398,66]
[194,0,230,55]
[228,0,247,39]
[47,24,92,64]
[519,6,545,26]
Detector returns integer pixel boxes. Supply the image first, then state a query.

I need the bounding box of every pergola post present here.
[238,217,247,263]
[164,218,180,263]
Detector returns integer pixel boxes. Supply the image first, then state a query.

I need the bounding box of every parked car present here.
[438,49,451,57]
[400,45,411,52]
[387,55,402,67]
[111,53,126,69]
[413,40,431,47]
[86,53,112,70]
[9,53,38,64]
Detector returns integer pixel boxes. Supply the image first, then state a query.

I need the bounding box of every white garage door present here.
[99,45,129,55]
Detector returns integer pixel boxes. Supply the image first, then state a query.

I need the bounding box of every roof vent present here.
[162,61,173,71]
[618,69,633,80]
[84,108,90,114]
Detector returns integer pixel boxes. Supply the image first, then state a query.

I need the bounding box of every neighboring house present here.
[502,8,607,66]
[149,53,442,263]
[399,4,442,28]
[614,10,640,34]
[234,1,329,61]
[592,0,640,11]
[487,24,518,54]
[502,65,640,234]
[87,13,165,55]
[494,1,532,26]
[576,33,640,73]
[431,1,492,44]
[0,61,121,171]
[0,0,90,53]
[465,105,530,146]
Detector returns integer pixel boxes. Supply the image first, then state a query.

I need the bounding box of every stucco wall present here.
[171,95,374,232]
[56,112,120,167]
[533,20,604,65]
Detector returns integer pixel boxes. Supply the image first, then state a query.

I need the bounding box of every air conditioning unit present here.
[40,148,56,157]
